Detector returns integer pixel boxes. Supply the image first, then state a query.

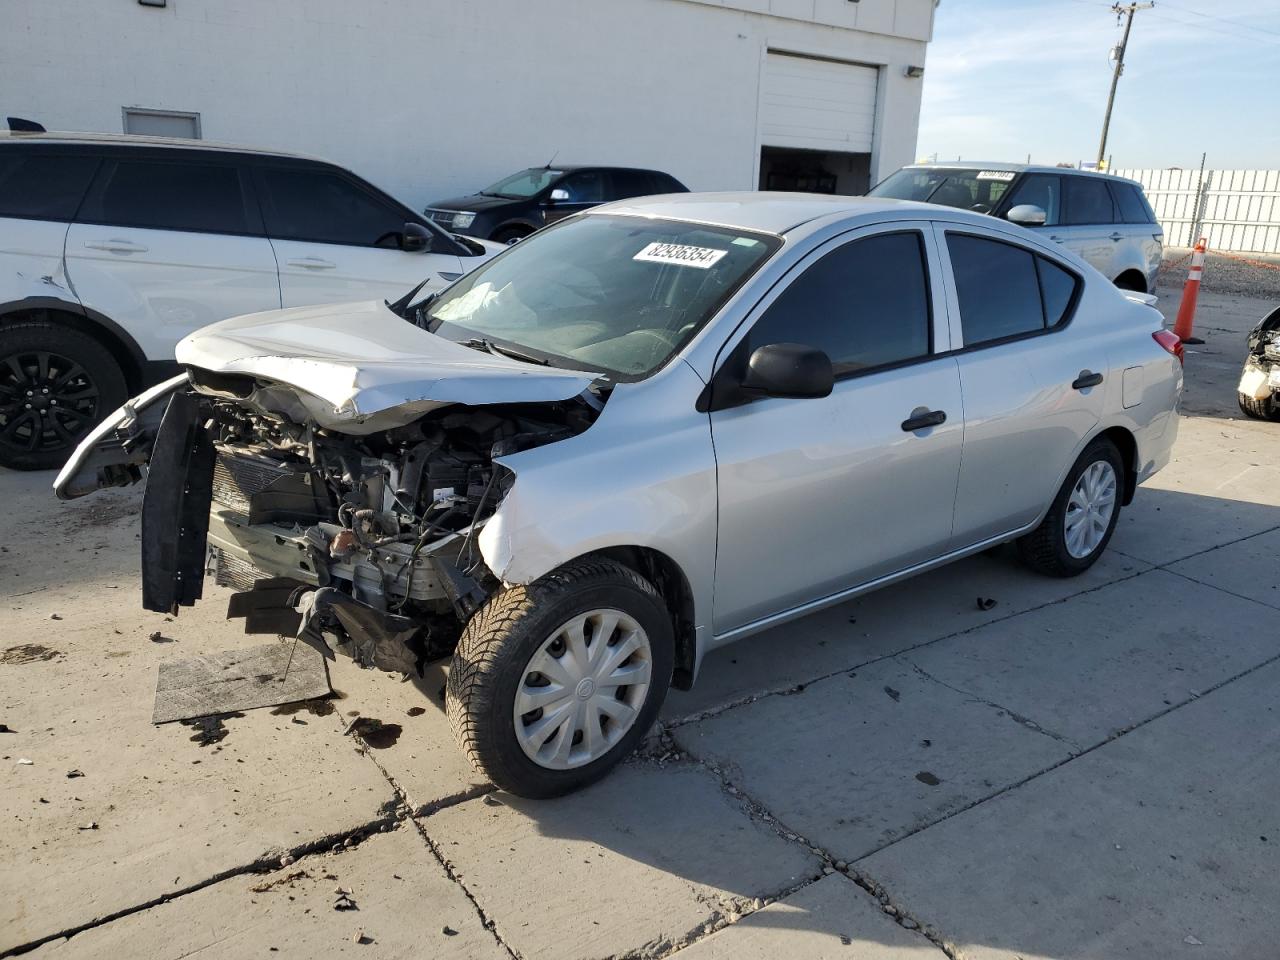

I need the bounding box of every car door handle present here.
[1109,232,1124,241]
[1072,371,1104,390]
[901,409,947,432]
[1049,235,1064,242]
[286,257,337,270]
[83,238,148,254]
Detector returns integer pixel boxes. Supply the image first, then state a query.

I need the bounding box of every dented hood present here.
[175,299,598,433]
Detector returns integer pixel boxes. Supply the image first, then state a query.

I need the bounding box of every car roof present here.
[900,161,1143,188]
[0,130,319,162]
[591,192,954,235]
[515,164,675,175]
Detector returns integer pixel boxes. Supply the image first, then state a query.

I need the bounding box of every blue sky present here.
[916,0,1280,170]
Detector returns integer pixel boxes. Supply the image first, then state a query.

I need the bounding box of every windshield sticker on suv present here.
[633,242,728,269]
[976,170,1017,181]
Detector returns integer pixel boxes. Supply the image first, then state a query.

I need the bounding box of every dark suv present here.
[425,165,689,244]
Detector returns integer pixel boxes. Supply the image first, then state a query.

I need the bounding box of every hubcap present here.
[513,608,652,770]
[0,350,99,456]
[1065,460,1117,559]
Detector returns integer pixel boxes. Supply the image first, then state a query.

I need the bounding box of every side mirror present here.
[1006,204,1047,226]
[401,221,431,252]
[742,343,833,399]
[546,188,570,205]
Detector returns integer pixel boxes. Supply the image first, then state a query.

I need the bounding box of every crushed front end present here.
[139,367,597,675]
[1238,306,1280,418]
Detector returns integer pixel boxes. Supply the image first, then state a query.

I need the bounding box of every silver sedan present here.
[57,194,1184,797]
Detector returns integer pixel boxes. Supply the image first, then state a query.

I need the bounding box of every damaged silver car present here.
[55,194,1182,797]
[1237,305,1280,421]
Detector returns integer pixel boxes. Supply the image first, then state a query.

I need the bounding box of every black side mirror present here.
[401,221,431,252]
[742,343,833,399]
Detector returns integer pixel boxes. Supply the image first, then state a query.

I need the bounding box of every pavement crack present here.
[0,806,403,958]
[904,659,1083,751]
[350,741,514,959]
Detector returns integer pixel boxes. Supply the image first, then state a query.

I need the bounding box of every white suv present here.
[869,163,1163,294]
[0,132,499,469]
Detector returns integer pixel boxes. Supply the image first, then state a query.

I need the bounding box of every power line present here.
[1155,0,1280,40]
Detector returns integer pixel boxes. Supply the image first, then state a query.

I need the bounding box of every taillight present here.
[1153,329,1184,365]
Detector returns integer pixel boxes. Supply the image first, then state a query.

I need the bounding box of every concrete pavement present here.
[2,289,1279,959]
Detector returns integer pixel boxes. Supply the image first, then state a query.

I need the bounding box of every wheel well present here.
[591,545,697,691]
[489,222,534,241]
[1,304,144,392]
[1113,270,1148,293]
[1098,426,1138,505]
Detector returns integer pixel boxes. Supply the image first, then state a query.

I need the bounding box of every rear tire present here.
[1017,438,1124,577]
[446,557,673,798]
[0,320,128,471]
[1237,390,1280,421]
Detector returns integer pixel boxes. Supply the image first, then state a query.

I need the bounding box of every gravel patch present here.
[1159,247,1280,301]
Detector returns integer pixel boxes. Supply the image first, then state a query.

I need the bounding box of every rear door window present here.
[1111,182,1155,224]
[1063,178,1116,225]
[1002,173,1062,225]
[79,158,253,234]
[609,170,654,200]
[948,233,1080,345]
[747,231,932,375]
[0,154,99,220]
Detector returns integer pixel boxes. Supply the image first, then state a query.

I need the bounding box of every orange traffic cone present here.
[1172,238,1207,345]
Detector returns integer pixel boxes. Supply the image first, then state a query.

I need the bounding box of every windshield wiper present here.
[460,337,549,366]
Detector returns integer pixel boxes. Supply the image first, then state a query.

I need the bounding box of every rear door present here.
[1056,176,1121,280]
[939,228,1105,546]
[254,162,463,308]
[65,153,279,360]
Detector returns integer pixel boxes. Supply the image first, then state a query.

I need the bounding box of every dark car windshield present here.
[481,168,563,199]
[870,167,1017,214]
[423,215,780,380]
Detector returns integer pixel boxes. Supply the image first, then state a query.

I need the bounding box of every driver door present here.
[254,163,463,307]
[709,224,964,636]
[540,170,609,226]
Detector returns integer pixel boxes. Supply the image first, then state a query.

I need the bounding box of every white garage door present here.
[759,52,878,152]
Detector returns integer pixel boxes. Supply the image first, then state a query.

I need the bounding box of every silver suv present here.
[869,163,1163,293]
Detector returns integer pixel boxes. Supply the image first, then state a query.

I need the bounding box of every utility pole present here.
[1097,2,1154,169]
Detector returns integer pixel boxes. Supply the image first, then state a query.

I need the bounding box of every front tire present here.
[491,226,531,245]
[446,557,673,798]
[0,320,128,471]
[1017,438,1124,577]
[1237,389,1280,421]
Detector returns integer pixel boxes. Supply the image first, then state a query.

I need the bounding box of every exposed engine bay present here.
[142,368,603,676]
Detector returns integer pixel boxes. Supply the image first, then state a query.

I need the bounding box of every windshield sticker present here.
[633,242,728,269]
[976,170,1016,181]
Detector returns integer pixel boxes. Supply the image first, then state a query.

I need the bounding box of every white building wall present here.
[0,0,932,210]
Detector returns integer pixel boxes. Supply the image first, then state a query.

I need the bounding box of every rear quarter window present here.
[0,154,99,221]
[1112,183,1156,224]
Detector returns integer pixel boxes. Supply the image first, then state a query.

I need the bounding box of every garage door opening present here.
[757,51,878,196]
[759,146,871,195]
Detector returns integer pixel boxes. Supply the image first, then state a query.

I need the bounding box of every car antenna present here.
[545,149,559,169]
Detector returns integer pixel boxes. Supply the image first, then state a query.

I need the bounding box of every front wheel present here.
[1017,438,1124,577]
[446,557,673,798]
[490,226,531,246]
[1237,390,1280,421]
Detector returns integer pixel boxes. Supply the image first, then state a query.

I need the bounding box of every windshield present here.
[423,215,780,380]
[481,168,563,199]
[869,168,1017,214]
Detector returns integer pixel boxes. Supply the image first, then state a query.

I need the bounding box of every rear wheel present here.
[446,557,673,798]
[0,320,128,471]
[1017,438,1124,577]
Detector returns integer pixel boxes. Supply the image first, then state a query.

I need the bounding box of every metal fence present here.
[1112,168,1280,254]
